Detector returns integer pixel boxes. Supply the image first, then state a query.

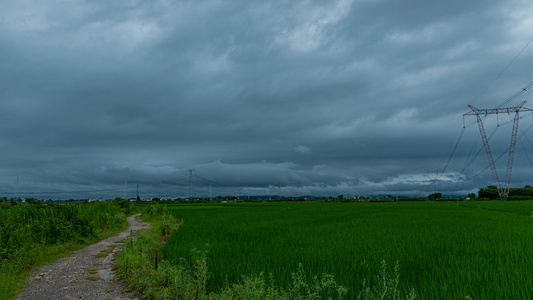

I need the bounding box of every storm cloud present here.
[1,0,533,199]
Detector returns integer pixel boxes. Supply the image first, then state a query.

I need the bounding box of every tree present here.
[26,198,39,204]
[478,186,499,199]
[428,193,442,200]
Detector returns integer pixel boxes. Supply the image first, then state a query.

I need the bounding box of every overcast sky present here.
[2,0,533,199]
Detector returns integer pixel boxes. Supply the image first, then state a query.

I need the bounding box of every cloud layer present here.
[1,0,533,199]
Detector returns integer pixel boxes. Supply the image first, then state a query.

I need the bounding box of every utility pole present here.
[186,169,196,199]
[123,178,128,200]
[15,175,19,201]
[137,183,139,200]
[464,101,533,200]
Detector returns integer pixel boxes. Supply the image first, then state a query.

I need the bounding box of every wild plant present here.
[357,261,416,300]
[287,263,348,300]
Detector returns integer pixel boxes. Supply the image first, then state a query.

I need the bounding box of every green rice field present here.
[162,201,533,299]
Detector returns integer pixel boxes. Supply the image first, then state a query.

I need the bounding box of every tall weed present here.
[357,261,416,300]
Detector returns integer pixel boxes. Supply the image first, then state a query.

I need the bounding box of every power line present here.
[441,127,465,174]
[195,175,247,197]
[471,37,533,107]
[498,79,533,108]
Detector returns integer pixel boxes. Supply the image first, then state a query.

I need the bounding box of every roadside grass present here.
[0,200,135,300]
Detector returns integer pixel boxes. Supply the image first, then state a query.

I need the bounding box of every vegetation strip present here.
[6,197,532,299]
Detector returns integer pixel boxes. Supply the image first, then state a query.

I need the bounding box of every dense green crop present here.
[163,201,533,299]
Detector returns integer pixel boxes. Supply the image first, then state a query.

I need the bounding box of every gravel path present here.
[17,214,150,300]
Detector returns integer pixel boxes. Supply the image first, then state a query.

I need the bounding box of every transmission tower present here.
[414,184,425,198]
[186,169,196,199]
[464,101,533,200]
[426,170,441,194]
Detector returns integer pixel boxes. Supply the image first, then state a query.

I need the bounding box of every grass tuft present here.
[85,276,100,281]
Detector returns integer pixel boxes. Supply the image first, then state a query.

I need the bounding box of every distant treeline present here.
[478,185,533,200]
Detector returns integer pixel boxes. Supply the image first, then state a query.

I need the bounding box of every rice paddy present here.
[162,200,533,299]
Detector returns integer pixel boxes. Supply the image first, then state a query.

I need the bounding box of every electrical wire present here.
[441,127,465,174]
[194,175,248,197]
[471,37,533,107]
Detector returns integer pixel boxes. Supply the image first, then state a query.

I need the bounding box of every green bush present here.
[427,193,442,200]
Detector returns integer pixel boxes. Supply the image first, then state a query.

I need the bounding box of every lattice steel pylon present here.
[186,169,196,199]
[426,170,441,194]
[463,101,533,200]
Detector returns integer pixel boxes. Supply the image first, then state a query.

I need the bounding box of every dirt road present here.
[17,214,150,300]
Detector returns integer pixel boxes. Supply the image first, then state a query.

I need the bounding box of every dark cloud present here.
[1,0,533,199]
